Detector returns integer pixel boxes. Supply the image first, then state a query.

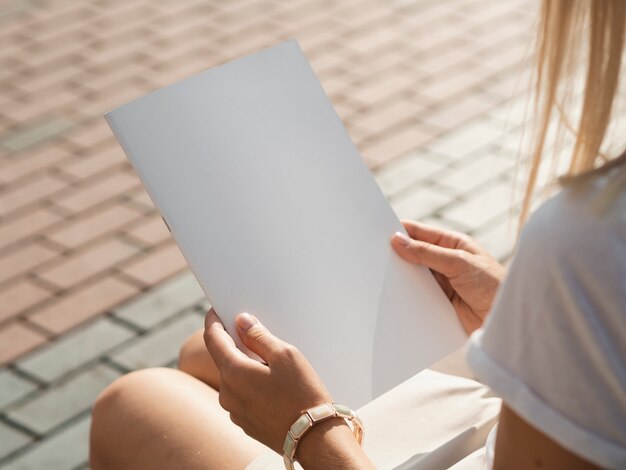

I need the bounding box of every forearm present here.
[296,418,376,470]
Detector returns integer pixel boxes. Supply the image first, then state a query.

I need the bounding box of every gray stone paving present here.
[392,184,452,222]
[110,309,204,370]
[6,365,120,435]
[16,318,136,383]
[3,417,91,470]
[112,271,206,330]
[0,371,37,410]
[0,422,32,460]
[375,150,448,197]
[443,181,518,232]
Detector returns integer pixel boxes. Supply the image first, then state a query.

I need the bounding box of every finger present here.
[391,232,466,278]
[401,219,481,254]
[204,309,248,370]
[455,304,484,336]
[236,313,285,364]
[432,271,455,300]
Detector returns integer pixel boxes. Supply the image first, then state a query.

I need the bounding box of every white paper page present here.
[106,40,466,408]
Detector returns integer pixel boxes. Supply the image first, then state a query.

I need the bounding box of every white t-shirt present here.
[467,168,626,469]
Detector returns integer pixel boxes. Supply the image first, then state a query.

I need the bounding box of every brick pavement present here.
[0,0,537,467]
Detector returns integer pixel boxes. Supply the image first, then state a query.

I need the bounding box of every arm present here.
[494,405,601,470]
[297,418,375,470]
[203,310,375,469]
[395,221,607,468]
[395,222,603,468]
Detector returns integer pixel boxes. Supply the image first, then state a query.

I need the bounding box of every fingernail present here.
[237,312,257,332]
[393,232,411,247]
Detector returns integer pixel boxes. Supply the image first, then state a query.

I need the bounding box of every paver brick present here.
[0,323,48,366]
[434,152,515,196]
[46,203,143,249]
[0,145,73,185]
[127,188,156,211]
[347,28,399,55]
[0,370,37,410]
[1,416,90,470]
[51,170,140,213]
[76,62,147,96]
[125,215,172,246]
[113,271,206,329]
[422,91,502,130]
[484,66,533,101]
[0,243,59,286]
[27,276,139,334]
[77,82,148,117]
[0,174,67,218]
[62,119,116,150]
[0,208,61,252]
[422,48,475,77]
[121,241,188,286]
[362,126,434,168]
[350,72,416,107]
[17,317,135,383]
[391,185,451,221]
[8,91,76,124]
[111,311,202,370]
[474,215,519,262]
[494,129,528,158]
[0,0,37,25]
[427,119,505,162]
[374,149,449,198]
[420,63,490,102]
[36,238,138,289]
[0,280,52,324]
[14,62,82,96]
[490,97,531,126]
[0,119,73,152]
[6,364,119,434]
[352,97,424,135]
[0,422,32,461]
[440,180,516,231]
[58,145,127,179]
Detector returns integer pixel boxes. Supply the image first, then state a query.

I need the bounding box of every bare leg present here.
[178,329,220,389]
[90,367,268,469]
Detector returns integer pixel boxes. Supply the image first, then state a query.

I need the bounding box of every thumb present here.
[391,231,466,278]
[236,313,283,362]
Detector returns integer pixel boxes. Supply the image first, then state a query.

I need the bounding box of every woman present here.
[90,1,626,468]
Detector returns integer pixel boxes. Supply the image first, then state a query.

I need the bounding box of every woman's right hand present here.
[391,220,505,335]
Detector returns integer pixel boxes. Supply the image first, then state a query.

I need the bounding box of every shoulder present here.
[502,167,626,329]
[520,169,626,259]
[510,170,626,297]
[466,168,626,469]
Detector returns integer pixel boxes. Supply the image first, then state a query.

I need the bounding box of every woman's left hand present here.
[203,309,332,454]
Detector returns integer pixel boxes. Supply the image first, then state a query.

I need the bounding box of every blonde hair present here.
[522,0,626,224]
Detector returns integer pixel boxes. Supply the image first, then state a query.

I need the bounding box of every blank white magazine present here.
[106,40,466,408]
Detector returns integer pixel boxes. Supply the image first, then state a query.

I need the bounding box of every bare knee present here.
[90,368,177,468]
[178,329,220,389]
[91,367,263,470]
[178,329,205,368]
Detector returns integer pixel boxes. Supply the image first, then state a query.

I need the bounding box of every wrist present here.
[296,418,371,469]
